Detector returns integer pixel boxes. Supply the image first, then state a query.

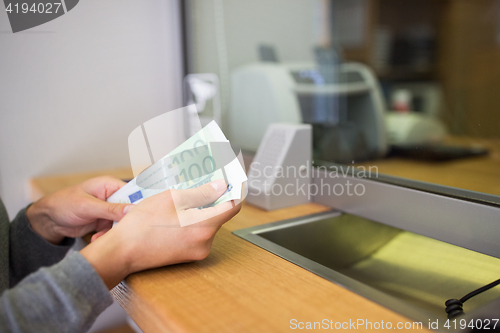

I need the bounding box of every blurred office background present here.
[185,0,500,137]
[183,0,500,197]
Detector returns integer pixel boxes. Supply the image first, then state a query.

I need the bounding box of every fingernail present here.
[123,205,133,214]
[210,179,227,192]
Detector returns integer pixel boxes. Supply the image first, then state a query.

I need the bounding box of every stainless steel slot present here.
[233,211,500,324]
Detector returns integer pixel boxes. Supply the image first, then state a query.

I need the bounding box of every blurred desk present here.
[30,169,426,333]
[355,137,500,196]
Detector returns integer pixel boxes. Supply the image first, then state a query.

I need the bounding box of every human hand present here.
[80,179,241,289]
[26,176,133,244]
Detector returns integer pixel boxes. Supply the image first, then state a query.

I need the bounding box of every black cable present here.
[460,279,500,303]
[445,278,500,319]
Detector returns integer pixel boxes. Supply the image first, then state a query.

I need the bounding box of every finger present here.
[178,200,239,227]
[95,219,113,232]
[73,219,111,238]
[91,229,110,242]
[197,200,241,228]
[83,176,128,200]
[171,179,227,210]
[88,197,134,222]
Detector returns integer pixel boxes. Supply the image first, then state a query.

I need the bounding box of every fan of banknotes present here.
[107,120,248,221]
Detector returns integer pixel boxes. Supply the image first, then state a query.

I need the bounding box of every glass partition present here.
[182,0,500,198]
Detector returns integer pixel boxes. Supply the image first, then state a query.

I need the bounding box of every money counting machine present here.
[229,61,387,164]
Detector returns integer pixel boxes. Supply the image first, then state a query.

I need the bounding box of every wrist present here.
[26,199,65,245]
[80,229,132,289]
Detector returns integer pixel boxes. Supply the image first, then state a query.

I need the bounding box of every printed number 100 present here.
[179,157,216,182]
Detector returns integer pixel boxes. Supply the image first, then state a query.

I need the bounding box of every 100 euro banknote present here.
[107,121,247,211]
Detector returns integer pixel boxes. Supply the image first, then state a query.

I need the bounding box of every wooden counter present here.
[31,169,428,332]
[111,203,428,333]
[355,137,500,196]
[30,168,134,201]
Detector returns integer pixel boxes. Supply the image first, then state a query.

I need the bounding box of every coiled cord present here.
[445,278,500,319]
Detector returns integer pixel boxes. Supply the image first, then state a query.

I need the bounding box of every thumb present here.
[90,197,134,221]
[171,179,227,210]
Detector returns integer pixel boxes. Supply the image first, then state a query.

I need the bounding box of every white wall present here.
[0,0,184,218]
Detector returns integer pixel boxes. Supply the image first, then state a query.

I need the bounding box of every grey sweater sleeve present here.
[0,251,113,333]
[9,207,75,287]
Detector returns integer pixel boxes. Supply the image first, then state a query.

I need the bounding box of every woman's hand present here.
[80,179,241,289]
[26,176,132,244]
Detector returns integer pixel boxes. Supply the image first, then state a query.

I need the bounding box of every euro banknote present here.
[107,121,247,211]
